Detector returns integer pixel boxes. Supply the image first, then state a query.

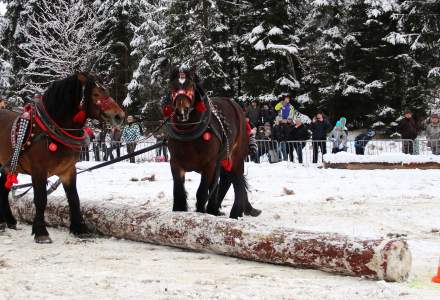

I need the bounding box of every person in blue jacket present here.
[354,129,375,155]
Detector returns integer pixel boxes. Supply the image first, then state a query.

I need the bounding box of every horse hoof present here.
[244,208,262,217]
[7,224,18,230]
[35,235,53,244]
[0,223,6,232]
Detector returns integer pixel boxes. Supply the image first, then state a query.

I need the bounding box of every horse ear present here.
[77,72,88,86]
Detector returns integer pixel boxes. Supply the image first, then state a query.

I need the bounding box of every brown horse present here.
[163,70,261,218]
[0,73,124,243]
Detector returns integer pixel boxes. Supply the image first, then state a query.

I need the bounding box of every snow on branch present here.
[19,0,106,92]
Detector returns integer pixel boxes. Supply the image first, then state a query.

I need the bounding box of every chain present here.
[208,97,230,159]
[9,117,30,174]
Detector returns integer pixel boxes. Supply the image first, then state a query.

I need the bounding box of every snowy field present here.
[1,161,440,299]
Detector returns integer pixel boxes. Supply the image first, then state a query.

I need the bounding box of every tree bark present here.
[11,196,411,282]
[324,162,440,170]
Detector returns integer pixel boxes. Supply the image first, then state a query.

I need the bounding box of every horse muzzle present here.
[98,97,125,126]
[175,107,191,122]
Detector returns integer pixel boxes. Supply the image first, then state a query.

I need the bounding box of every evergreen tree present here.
[95,0,143,106]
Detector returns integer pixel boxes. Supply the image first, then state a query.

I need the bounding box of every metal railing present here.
[78,138,440,166]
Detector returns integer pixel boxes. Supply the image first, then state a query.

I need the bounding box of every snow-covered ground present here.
[1,161,440,299]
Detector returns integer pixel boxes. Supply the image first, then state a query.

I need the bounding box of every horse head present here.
[77,72,125,127]
[168,69,202,122]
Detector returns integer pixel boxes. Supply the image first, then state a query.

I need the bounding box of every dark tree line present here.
[1,0,439,131]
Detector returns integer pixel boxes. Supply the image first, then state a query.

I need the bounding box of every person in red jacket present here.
[81,126,95,161]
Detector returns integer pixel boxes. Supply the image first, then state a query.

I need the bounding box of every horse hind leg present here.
[207,170,231,216]
[229,173,247,219]
[197,164,221,214]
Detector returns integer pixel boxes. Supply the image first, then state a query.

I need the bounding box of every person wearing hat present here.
[426,113,440,155]
[329,121,348,153]
[354,129,375,155]
[398,110,418,154]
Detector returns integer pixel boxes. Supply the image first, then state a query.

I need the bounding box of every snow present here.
[383,32,408,45]
[323,152,440,164]
[268,26,283,36]
[2,162,440,299]
[251,24,265,35]
[254,40,265,51]
[0,2,5,16]
[297,93,312,104]
[428,67,440,79]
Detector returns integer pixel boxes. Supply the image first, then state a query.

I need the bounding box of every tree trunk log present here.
[11,196,411,282]
[324,162,440,170]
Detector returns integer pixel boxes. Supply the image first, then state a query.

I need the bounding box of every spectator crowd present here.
[1,95,439,165]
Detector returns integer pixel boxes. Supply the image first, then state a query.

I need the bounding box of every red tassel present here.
[163,105,173,117]
[73,110,86,124]
[48,142,58,152]
[195,101,206,113]
[5,173,18,190]
[220,159,233,172]
[202,131,212,141]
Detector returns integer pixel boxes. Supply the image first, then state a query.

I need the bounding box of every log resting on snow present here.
[11,196,411,282]
[324,162,440,170]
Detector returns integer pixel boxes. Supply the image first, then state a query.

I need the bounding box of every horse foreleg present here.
[31,170,51,243]
[60,168,89,236]
[171,162,187,212]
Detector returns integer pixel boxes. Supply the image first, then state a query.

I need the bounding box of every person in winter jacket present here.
[272,118,290,161]
[289,119,310,163]
[329,121,348,153]
[339,117,348,133]
[310,112,332,163]
[260,104,276,125]
[112,126,122,158]
[426,113,440,155]
[246,100,260,127]
[398,110,418,155]
[122,115,142,163]
[103,128,114,161]
[354,129,375,155]
[275,95,296,120]
[80,126,94,161]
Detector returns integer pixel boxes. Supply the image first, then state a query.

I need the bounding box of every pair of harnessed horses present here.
[0,70,260,244]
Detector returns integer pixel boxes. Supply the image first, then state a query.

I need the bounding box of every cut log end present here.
[368,239,412,282]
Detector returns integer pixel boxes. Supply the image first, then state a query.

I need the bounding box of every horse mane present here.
[43,73,95,122]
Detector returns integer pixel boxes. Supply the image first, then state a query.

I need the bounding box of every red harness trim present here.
[37,98,87,142]
[171,88,194,103]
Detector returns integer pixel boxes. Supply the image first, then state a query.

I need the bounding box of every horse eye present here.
[93,93,100,97]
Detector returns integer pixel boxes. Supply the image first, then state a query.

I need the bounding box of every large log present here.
[324,162,440,170]
[11,196,411,282]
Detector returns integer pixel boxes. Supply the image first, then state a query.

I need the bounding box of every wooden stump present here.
[324,162,440,170]
[11,196,411,282]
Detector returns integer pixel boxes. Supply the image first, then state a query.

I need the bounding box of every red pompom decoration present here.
[220,159,233,172]
[195,101,207,113]
[202,131,212,141]
[5,173,18,190]
[48,142,58,152]
[163,105,173,117]
[73,110,86,124]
